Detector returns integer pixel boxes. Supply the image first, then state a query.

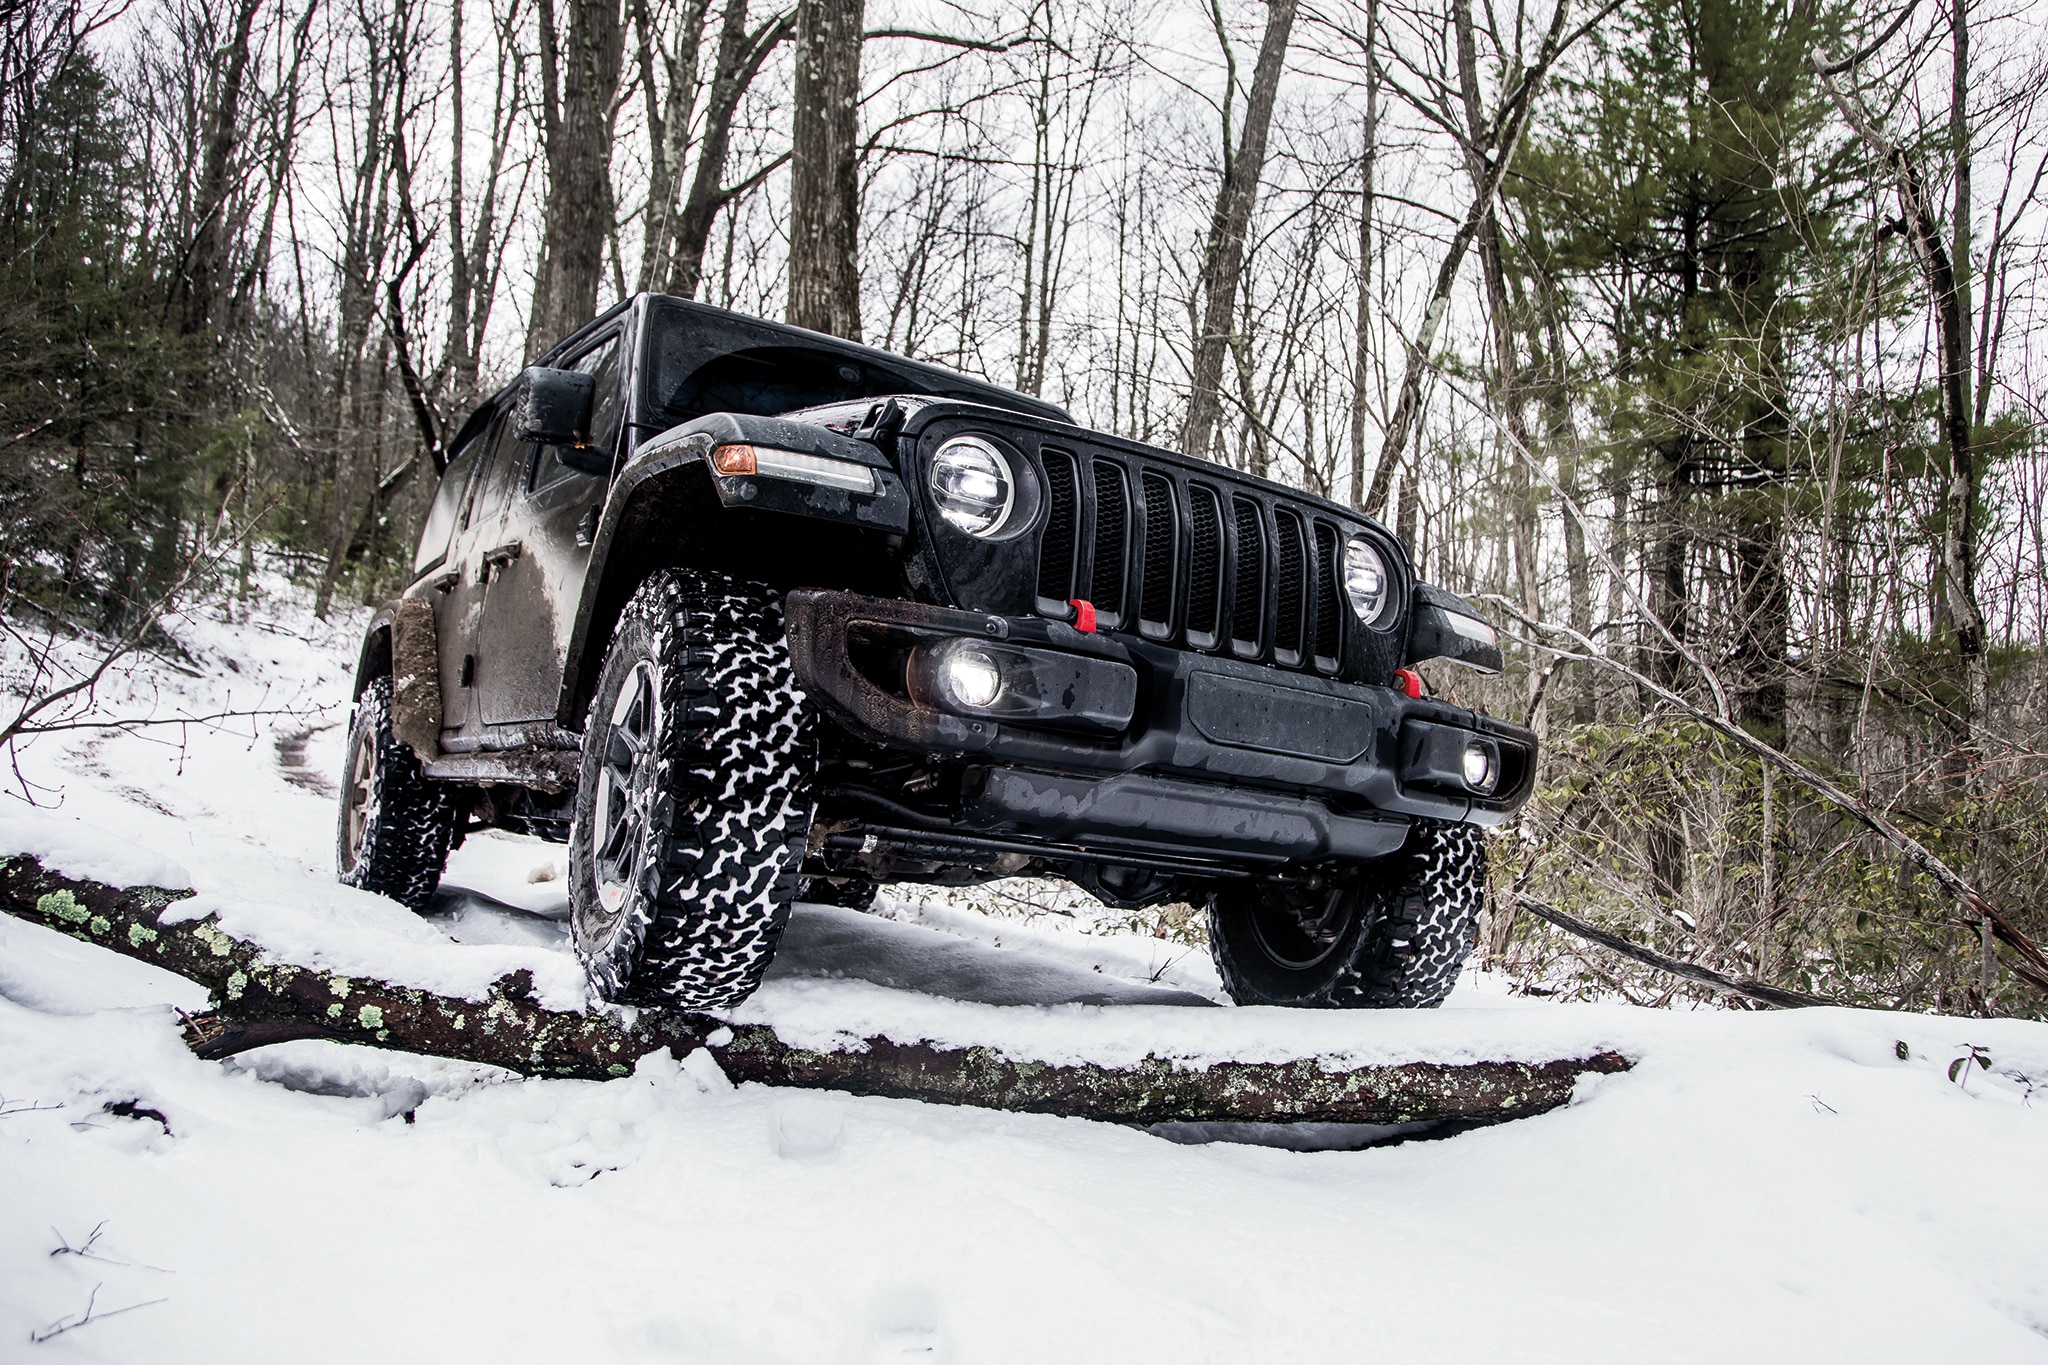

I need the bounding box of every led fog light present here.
[1462,742,1497,794]
[941,649,1003,709]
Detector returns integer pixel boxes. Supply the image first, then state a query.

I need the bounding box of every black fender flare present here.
[555,415,913,728]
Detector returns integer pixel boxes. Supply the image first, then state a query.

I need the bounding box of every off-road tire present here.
[1207,821,1486,1008]
[568,570,815,1008]
[336,676,456,911]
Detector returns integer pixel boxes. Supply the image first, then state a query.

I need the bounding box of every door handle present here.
[481,541,523,574]
[429,570,459,593]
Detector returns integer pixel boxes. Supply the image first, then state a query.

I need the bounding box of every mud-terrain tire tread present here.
[1207,820,1486,1009]
[337,676,455,911]
[569,570,815,1008]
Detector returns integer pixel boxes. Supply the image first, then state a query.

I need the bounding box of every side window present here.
[467,414,528,535]
[414,428,487,575]
[534,332,623,491]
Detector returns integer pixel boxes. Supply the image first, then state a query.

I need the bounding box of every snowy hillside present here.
[2,579,2046,1362]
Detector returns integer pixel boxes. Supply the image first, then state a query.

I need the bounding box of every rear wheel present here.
[1207,821,1486,1008]
[568,570,815,1007]
[336,676,455,911]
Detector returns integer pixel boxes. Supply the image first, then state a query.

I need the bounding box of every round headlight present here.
[929,436,1015,537]
[1343,537,1392,625]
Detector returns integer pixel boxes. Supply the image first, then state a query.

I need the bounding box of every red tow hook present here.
[1067,599,1098,633]
[1392,667,1423,699]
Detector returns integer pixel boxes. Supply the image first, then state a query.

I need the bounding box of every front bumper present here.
[784,590,1537,865]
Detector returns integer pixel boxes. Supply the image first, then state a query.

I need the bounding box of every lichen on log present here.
[0,854,1630,1128]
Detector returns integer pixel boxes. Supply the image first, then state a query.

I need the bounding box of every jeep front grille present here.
[1037,449,1079,604]
[1273,508,1306,664]
[1312,522,1342,666]
[1138,471,1176,636]
[1052,454,1349,674]
[1231,496,1263,654]
[1091,460,1129,626]
[1185,485,1223,646]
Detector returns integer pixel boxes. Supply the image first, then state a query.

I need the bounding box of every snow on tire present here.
[1206,820,1486,1009]
[336,676,456,911]
[568,569,815,1009]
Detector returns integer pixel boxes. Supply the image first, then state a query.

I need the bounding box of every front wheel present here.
[1207,821,1486,1008]
[567,570,815,1008]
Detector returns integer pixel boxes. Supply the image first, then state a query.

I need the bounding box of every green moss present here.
[38,889,88,923]
[88,915,110,935]
[357,1004,384,1030]
[127,922,158,947]
[608,1064,630,1077]
[192,923,235,957]
[226,970,248,1001]
[326,1002,344,1020]
[329,976,352,998]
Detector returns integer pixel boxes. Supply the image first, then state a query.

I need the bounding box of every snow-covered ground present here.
[2,577,2046,1362]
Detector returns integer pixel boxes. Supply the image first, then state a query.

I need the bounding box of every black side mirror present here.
[514,366,595,446]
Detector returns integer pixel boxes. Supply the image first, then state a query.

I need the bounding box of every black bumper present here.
[784,590,1537,866]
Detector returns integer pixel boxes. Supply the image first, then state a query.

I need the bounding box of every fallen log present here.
[0,854,1630,1128]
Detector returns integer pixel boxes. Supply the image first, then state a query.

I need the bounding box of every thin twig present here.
[1513,895,1835,1009]
[29,1284,168,1343]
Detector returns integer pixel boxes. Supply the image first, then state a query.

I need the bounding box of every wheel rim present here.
[590,659,661,919]
[1245,885,1357,971]
[340,724,376,873]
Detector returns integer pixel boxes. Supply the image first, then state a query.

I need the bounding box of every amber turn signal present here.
[712,443,757,475]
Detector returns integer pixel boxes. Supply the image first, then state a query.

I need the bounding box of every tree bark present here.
[527,0,626,357]
[1180,0,1298,464]
[0,855,1629,1129]
[787,0,863,338]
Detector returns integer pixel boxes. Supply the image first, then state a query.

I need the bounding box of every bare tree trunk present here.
[669,1,792,298]
[1814,49,1986,756]
[180,0,262,341]
[0,856,1630,1129]
[1453,0,1539,646]
[1180,0,1297,464]
[1364,0,1581,517]
[1346,0,1379,510]
[527,0,626,356]
[787,0,863,338]
[445,0,529,404]
[632,0,710,291]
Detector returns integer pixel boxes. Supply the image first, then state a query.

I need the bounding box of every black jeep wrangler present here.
[337,295,1533,1011]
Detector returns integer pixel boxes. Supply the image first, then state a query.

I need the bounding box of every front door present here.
[471,329,624,728]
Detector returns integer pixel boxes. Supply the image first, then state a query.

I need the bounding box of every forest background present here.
[1,0,2043,1015]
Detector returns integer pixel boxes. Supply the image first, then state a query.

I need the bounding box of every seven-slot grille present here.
[1042,451,1355,674]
